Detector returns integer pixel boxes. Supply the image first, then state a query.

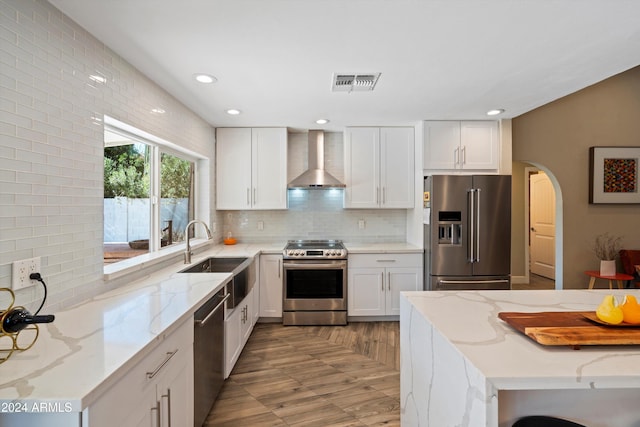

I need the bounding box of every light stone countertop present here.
[0,240,419,414]
[400,289,640,427]
[0,244,267,412]
[343,242,422,254]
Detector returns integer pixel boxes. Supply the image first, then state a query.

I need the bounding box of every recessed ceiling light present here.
[151,108,165,114]
[194,74,217,84]
[315,119,329,124]
[226,109,241,115]
[487,109,505,116]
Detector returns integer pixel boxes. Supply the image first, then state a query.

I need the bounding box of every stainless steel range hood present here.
[288,130,345,189]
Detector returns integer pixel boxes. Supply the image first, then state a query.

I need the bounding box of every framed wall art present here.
[589,146,640,204]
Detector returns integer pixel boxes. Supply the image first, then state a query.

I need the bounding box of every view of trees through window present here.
[103,127,194,264]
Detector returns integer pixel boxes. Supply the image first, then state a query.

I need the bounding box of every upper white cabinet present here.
[423,121,499,171]
[344,127,415,208]
[216,127,287,210]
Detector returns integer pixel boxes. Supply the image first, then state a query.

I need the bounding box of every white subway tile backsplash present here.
[0,0,215,310]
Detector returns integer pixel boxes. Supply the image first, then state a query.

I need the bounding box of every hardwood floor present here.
[205,322,400,426]
[511,273,555,290]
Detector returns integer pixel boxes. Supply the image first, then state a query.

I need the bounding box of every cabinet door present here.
[241,290,254,344]
[344,127,380,208]
[460,121,499,170]
[380,127,414,208]
[252,128,287,209]
[423,121,461,170]
[157,344,193,427]
[348,267,386,316]
[259,254,283,317]
[216,128,252,209]
[387,267,422,316]
[120,386,157,427]
[224,306,242,378]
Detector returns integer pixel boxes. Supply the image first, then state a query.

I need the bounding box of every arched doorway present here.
[522,163,563,289]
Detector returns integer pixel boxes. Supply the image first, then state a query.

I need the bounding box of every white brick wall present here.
[0,0,216,310]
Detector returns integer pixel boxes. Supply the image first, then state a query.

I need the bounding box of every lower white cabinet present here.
[348,253,422,317]
[259,254,283,318]
[84,317,194,427]
[224,288,255,378]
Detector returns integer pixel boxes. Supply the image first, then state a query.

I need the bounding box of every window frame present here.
[103,116,210,279]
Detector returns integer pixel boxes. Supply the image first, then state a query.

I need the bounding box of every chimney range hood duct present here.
[288,130,345,189]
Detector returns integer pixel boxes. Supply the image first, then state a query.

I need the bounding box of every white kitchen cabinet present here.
[259,254,283,318]
[348,253,422,316]
[344,127,414,208]
[216,127,287,210]
[224,288,254,378]
[423,121,499,171]
[85,318,193,427]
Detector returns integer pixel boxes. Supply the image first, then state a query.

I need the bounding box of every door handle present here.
[161,388,172,427]
[475,188,481,263]
[531,227,536,232]
[468,189,475,262]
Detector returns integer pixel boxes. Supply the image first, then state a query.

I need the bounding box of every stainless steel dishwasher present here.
[194,286,229,427]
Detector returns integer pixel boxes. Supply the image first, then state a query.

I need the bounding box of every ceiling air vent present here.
[332,73,381,92]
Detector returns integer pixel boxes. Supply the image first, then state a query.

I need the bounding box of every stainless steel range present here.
[282,240,347,326]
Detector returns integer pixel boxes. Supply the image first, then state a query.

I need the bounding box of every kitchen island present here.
[400,290,640,427]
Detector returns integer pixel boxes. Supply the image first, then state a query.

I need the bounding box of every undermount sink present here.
[179,257,249,273]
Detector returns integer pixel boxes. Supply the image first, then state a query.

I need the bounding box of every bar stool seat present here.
[513,415,586,427]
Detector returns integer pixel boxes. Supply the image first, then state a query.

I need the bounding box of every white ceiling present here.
[48,0,640,131]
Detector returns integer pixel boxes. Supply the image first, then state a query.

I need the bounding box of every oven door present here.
[283,259,347,311]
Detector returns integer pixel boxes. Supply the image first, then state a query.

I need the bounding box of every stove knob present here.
[296,250,303,256]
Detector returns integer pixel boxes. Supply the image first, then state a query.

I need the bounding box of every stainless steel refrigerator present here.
[424,175,511,290]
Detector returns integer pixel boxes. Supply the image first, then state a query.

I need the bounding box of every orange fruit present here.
[620,295,640,324]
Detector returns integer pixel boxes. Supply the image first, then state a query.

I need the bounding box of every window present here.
[103,118,203,265]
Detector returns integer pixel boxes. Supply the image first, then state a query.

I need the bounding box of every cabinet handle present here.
[382,187,386,205]
[253,188,257,205]
[381,272,384,291]
[247,188,250,205]
[376,187,379,204]
[388,272,391,291]
[278,259,281,278]
[161,389,172,427]
[146,349,179,379]
[454,147,459,165]
[376,259,396,263]
[151,400,160,427]
[461,146,466,165]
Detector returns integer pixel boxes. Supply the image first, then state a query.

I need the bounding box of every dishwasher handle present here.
[195,293,230,327]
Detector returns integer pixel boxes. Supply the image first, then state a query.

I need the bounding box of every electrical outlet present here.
[12,257,41,290]
[257,221,264,230]
[358,219,366,230]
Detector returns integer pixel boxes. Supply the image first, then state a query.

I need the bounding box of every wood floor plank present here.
[206,321,400,426]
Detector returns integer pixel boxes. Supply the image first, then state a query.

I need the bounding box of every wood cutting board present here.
[498,311,640,349]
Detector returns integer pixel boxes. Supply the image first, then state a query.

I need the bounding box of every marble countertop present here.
[0,245,267,411]
[0,240,420,412]
[403,289,640,390]
[344,242,422,253]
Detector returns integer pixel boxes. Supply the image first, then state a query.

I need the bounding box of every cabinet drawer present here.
[87,318,193,426]
[349,253,422,269]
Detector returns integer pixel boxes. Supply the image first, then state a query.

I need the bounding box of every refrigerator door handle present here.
[476,188,481,263]
[468,188,475,263]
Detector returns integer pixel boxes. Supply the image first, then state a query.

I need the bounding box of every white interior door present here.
[529,172,555,279]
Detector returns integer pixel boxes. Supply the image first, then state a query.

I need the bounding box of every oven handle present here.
[283,261,347,270]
